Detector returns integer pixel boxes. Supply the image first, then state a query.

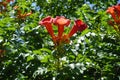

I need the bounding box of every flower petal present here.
[68,20,87,38]
[53,16,70,26]
[39,16,53,25]
[75,20,87,32]
[53,16,70,39]
[106,4,120,24]
[39,16,56,43]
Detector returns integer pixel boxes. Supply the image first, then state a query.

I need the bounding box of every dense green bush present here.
[0,0,120,80]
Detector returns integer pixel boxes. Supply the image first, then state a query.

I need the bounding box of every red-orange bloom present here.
[39,16,88,46]
[107,4,120,24]
[114,4,120,12]
[61,34,70,44]
[0,0,14,13]
[114,4,120,20]
[68,20,87,38]
[13,6,32,19]
[6,0,14,3]
[53,16,70,38]
[13,6,19,10]
[16,10,32,20]
[39,16,55,42]
[106,6,115,18]
[26,11,32,16]
[0,49,5,57]
[0,2,7,12]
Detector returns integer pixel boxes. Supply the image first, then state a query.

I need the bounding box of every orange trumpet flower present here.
[53,16,70,38]
[68,20,87,38]
[39,16,56,43]
[6,0,14,3]
[39,16,87,46]
[107,4,120,24]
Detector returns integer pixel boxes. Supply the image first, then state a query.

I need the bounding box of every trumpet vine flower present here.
[53,16,70,38]
[39,16,87,46]
[6,0,14,3]
[68,20,87,38]
[107,4,120,32]
[39,16,56,42]
[107,4,120,24]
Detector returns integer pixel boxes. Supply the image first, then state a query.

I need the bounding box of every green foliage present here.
[0,0,120,80]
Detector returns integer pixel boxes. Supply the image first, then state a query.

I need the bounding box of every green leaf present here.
[81,29,90,36]
[41,55,50,63]
[40,48,51,54]
[27,55,34,62]
[33,49,42,55]
[7,27,16,31]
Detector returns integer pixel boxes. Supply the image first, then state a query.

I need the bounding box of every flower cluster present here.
[0,0,14,14]
[107,4,120,31]
[39,16,87,46]
[13,6,32,20]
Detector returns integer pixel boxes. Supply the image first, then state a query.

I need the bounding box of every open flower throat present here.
[39,16,87,46]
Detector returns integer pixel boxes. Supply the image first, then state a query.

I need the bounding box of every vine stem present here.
[56,46,61,72]
[57,56,60,72]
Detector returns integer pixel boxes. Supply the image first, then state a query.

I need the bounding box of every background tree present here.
[0,0,120,80]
